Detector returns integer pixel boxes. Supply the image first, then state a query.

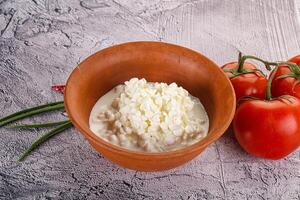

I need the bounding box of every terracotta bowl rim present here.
[64,41,236,158]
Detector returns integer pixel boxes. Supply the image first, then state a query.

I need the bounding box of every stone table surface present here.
[1,0,300,199]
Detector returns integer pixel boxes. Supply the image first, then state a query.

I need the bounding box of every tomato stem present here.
[237,52,244,73]
[236,53,281,100]
[238,54,277,73]
[233,54,300,100]
[266,66,279,100]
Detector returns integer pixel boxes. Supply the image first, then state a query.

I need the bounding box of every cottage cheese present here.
[89,78,209,152]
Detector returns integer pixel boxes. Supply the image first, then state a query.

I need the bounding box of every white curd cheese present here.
[89,78,209,152]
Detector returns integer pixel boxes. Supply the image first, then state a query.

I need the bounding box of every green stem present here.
[266,66,279,100]
[18,121,73,161]
[237,52,243,72]
[8,120,70,129]
[0,101,63,123]
[0,102,64,127]
[238,54,278,72]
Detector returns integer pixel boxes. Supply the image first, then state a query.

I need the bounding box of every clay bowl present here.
[64,41,235,171]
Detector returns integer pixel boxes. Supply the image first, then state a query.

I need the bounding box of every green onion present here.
[8,120,70,129]
[0,101,63,122]
[18,120,73,161]
[0,101,64,127]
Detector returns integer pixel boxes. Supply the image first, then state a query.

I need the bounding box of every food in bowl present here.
[89,78,209,152]
[65,42,235,171]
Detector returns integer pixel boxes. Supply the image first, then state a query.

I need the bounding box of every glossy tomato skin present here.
[271,55,300,99]
[222,62,267,101]
[289,55,300,65]
[271,66,300,99]
[233,96,300,159]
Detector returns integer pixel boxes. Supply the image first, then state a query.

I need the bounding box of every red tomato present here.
[233,96,300,159]
[222,62,267,101]
[271,55,300,99]
[289,55,300,65]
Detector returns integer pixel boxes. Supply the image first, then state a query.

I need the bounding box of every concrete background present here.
[1,0,300,199]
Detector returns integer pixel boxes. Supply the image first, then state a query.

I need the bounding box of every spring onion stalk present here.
[18,120,73,161]
[0,102,64,127]
[8,120,70,129]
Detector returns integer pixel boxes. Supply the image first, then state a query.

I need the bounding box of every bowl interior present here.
[65,42,235,156]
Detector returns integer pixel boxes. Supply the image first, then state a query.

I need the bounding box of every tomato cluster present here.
[223,54,300,159]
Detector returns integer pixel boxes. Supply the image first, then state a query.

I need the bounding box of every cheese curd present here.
[89,78,209,152]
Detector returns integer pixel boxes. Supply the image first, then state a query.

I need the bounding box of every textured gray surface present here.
[1,0,300,199]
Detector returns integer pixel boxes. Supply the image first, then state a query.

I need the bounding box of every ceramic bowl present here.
[64,41,235,171]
